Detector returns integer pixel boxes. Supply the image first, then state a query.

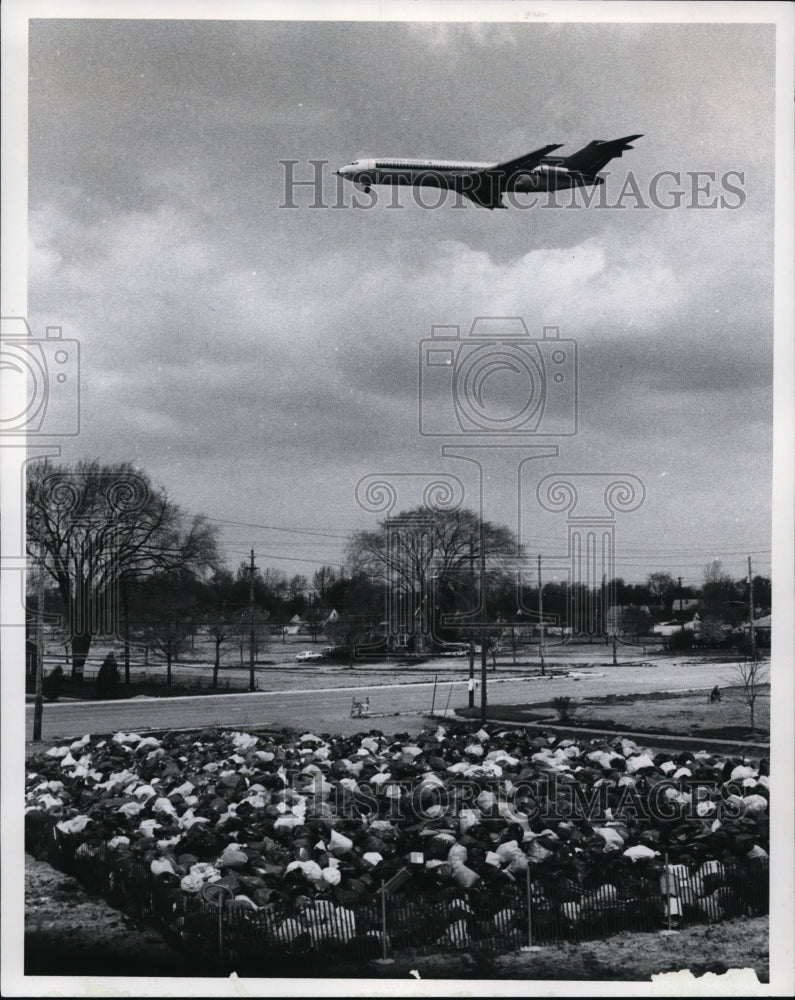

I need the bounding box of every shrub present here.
[665,629,695,650]
[96,651,120,699]
[552,696,576,722]
[42,664,65,701]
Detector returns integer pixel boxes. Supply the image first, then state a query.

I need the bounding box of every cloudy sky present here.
[24,11,778,588]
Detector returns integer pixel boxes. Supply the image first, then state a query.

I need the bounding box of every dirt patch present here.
[479,918,768,982]
[24,854,214,977]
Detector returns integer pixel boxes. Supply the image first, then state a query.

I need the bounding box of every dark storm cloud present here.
[26,17,776,580]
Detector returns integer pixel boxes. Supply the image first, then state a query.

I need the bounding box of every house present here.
[653,612,701,637]
[740,614,772,646]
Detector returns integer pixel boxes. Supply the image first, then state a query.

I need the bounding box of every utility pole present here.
[468,537,475,709]
[537,554,545,677]
[122,576,131,686]
[248,549,258,692]
[480,528,488,726]
[747,556,758,663]
[678,576,683,614]
[32,542,46,741]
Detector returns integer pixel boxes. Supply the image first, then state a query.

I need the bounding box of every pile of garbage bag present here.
[25,723,769,949]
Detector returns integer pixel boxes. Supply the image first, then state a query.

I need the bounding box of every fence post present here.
[431,674,438,715]
[660,851,679,936]
[666,854,671,932]
[521,865,542,952]
[371,879,394,965]
[218,890,226,964]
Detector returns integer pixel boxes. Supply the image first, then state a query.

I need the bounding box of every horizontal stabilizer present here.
[562,134,642,176]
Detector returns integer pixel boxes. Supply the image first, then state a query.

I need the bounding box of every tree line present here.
[26,460,771,682]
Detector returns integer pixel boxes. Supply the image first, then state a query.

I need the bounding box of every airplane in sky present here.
[334,135,642,209]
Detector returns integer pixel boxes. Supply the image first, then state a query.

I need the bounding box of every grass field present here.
[459,684,771,742]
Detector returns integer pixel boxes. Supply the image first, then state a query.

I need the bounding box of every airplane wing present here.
[492,143,565,177]
[561,134,642,177]
[452,143,564,208]
[452,180,507,209]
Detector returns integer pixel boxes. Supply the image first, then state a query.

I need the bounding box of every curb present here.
[440,713,769,755]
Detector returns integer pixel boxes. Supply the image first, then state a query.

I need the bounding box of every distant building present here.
[653,612,701,636]
[606,604,652,634]
[740,614,772,645]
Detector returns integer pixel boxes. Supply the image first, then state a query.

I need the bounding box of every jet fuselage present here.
[335,158,600,194]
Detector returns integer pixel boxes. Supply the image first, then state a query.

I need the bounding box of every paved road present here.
[25,660,739,743]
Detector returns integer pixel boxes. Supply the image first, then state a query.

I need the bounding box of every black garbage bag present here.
[95,652,120,700]
[24,809,51,858]
[42,664,65,701]
[178,824,222,859]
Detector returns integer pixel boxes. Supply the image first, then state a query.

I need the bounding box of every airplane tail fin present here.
[562,134,642,177]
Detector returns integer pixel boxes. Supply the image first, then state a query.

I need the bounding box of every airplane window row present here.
[375,162,460,170]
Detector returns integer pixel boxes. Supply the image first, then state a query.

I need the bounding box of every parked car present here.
[439,643,481,656]
[295,650,324,661]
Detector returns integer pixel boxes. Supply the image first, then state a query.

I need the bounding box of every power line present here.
[203,516,349,540]
[216,548,342,567]
[210,515,771,557]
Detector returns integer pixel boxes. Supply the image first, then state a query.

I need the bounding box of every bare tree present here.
[202,608,240,689]
[312,565,338,603]
[701,559,737,619]
[27,460,218,679]
[258,567,289,603]
[733,658,769,735]
[142,617,195,688]
[348,507,517,622]
[646,571,678,611]
[302,601,327,643]
[232,608,270,665]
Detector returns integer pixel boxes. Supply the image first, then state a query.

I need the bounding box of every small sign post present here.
[520,865,542,952]
[371,879,394,965]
